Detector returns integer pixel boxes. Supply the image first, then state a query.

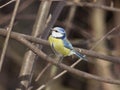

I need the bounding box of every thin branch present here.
[65,0,77,35]
[0,0,15,8]
[16,1,52,89]
[35,1,66,89]
[0,0,20,71]
[0,28,49,45]
[34,14,52,83]
[0,28,120,64]
[0,28,120,86]
[43,1,66,39]
[37,59,82,90]
[79,48,120,63]
[14,37,120,85]
[67,0,120,12]
[0,0,35,25]
[35,63,51,81]
[90,24,120,50]
[36,22,120,90]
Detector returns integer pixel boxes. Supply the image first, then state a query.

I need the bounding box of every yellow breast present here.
[48,36,71,56]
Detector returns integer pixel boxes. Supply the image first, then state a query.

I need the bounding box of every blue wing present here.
[63,38,88,61]
[63,38,73,50]
[74,50,88,61]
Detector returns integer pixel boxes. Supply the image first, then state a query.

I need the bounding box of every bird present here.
[48,27,87,63]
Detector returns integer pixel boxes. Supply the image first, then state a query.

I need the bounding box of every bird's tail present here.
[74,50,88,61]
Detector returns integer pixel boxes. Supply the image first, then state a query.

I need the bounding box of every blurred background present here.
[0,0,120,90]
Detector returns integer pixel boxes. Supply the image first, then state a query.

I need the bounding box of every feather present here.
[74,50,88,61]
[63,38,73,50]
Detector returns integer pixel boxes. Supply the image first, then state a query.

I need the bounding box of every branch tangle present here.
[16,37,120,85]
[0,29,120,64]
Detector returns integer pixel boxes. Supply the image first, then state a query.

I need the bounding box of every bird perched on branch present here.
[48,27,87,63]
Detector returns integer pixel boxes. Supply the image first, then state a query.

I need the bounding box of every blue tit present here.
[48,27,87,62]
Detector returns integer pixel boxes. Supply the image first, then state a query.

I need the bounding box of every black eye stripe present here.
[53,30,58,32]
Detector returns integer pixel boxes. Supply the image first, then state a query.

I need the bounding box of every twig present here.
[65,0,77,35]
[43,1,66,39]
[34,14,52,83]
[16,1,52,90]
[67,0,120,12]
[90,25,120,50]
[0,28,120,86]
[0,0,15,8]
[0,0,20,71]
[14,37,120,85]
[0,27,119,87]
[37,59,82,90]
[79,48,120,63]
[0,28,49,46]
[0,0,35,25]
[0,29,120,64]
[35,1,66,89]
[36,24,120,90]
[35,63,51,81]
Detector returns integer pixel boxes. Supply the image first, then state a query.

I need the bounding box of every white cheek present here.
[52,31,63,37]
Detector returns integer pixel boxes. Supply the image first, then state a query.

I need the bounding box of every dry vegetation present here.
[0,0,120,90]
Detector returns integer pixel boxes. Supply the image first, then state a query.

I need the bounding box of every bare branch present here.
[14,37,120,85]
[67,0,120,12]
[0,0,15,8]
[79,48,120,64]
[35,63,51,81]
[0,29,120,64]
[37,59,82,90]
[0,28,49,45]
[0,28,120,86]
[0,0,35,25]
[43,1,66,39]
[90,25,120,50]
[37,24,120,90]
[0,0,20,71]
[16,1,52,89]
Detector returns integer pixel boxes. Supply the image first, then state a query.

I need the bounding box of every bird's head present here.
[51,27,66,39]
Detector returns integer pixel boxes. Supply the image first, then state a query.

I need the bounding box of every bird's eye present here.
[54,30,58,32]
